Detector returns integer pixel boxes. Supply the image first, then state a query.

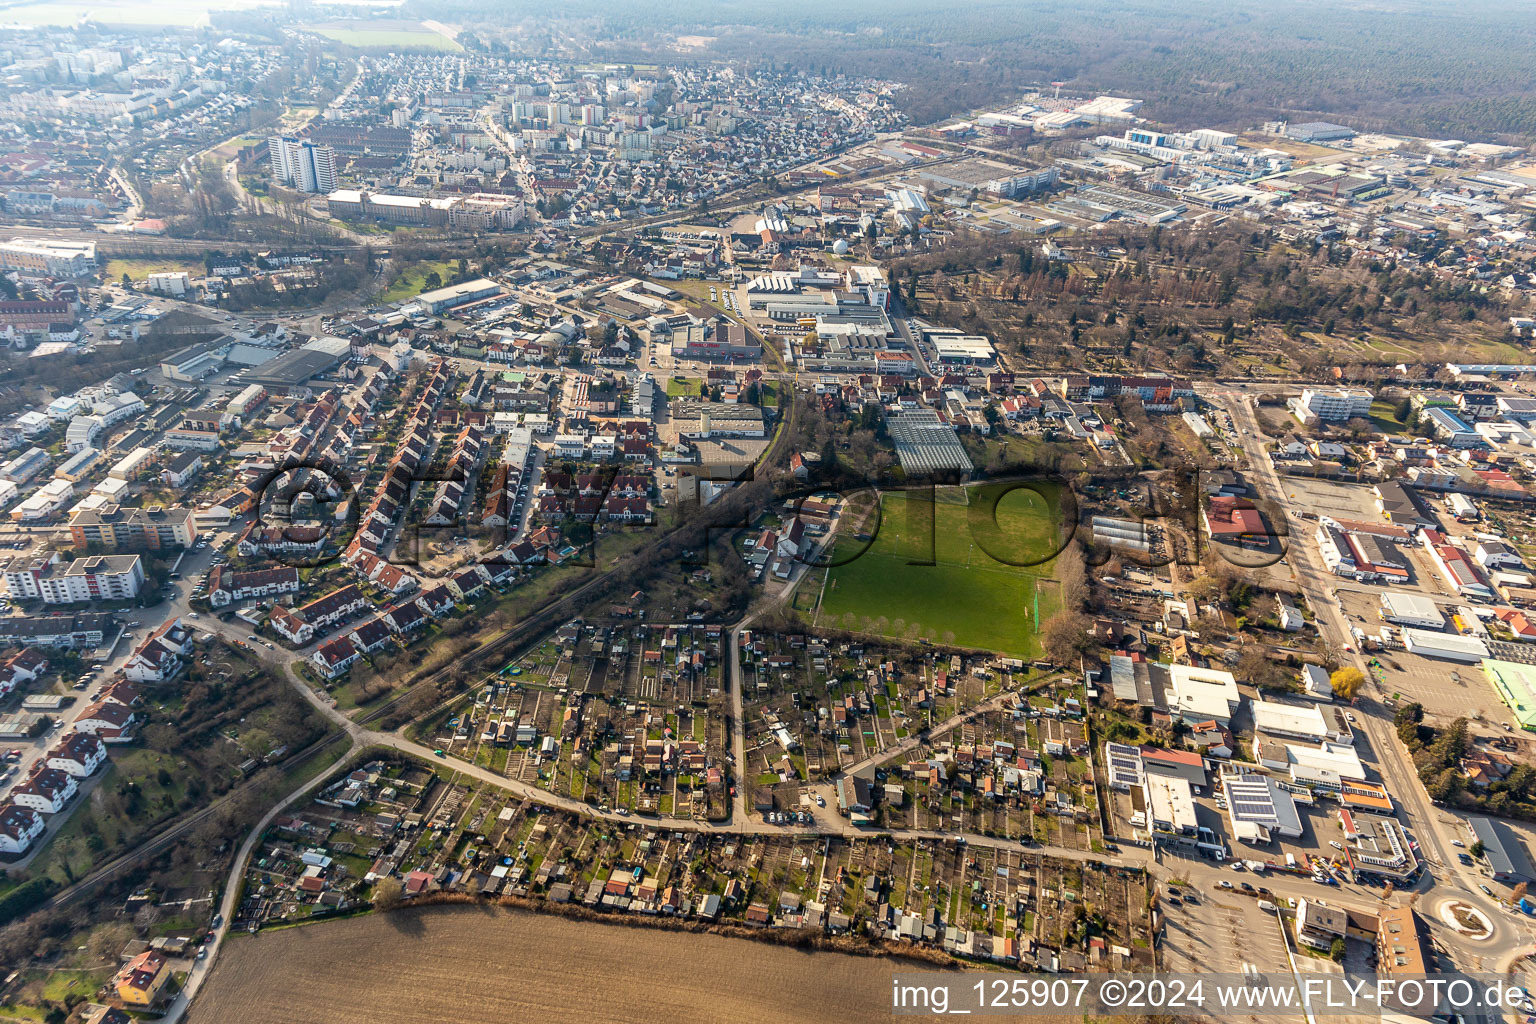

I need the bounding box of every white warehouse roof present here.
[1402,628,1489,662]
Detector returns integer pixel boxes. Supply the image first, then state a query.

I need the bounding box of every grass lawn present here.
[104,257,203,284]
[1368,399,1411,436]
[665,377,704,398]
[312,25,462,51]
[817,483,1062,658]
[378,260,460,303]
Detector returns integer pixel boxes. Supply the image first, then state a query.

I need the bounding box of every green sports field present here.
[817,483,1065,658]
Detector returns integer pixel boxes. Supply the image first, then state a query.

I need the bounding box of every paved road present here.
[172,380,1536,1017]
[1217,386,1536,971]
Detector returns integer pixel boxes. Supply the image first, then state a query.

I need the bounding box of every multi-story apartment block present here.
[69,505,198,552]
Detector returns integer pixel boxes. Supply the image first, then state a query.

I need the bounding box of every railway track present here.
[34,731,348,914]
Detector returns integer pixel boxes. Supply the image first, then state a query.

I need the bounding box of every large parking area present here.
[1279,477,1382,521]
[1160,883,1291,975]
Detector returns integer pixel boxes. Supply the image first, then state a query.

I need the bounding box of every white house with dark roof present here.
[45,732,106,777]
[73,700,136,742]
[312,635,361,679]
[123,617,194,683]
[0,803,44,854]
[12,766,78,813]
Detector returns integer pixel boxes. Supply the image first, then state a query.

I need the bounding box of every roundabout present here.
[1437,898,1495,941]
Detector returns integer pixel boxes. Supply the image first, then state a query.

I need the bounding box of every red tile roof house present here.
[4,648,46,684]
[74,700,137,743]
[0,802,44,855]
[268,605,313,646]
[45,732,107,777]
[12,766,78,814]
[312,635,361,679]
[97,679,140,707]
[370,563,418,595]
[123,617,195,683]
[1497,608,1536,640]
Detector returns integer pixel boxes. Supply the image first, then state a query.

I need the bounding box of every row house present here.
[0,802,44,855]
[0,647,46,698]
[237,524,327,558]
[348,549,418,595]
[206,565,301,607]
[349,617,395,654]
[416,584,457,618]
[45,731,107,777]
[312,635,361,679]
[123,617,194,683]
[447,565,490,601]
[299,584,370,633]
[12,766,78,814]
[381,600,428,635]
[272,584,373,646]
[73,700,136,742]
[269,606,312,646]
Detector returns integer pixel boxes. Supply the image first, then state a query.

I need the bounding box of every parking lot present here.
[1279,477,1383,522]
[1160,883,1291,976]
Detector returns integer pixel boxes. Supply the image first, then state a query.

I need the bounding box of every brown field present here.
[192,906,976,1023]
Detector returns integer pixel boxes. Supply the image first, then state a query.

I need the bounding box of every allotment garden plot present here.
[428,622,731,819]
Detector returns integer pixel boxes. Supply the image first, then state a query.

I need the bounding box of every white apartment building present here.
[0,237,96,277]
[1296,388,1373,423]
[16,554,145,604]
[268,136,338,194]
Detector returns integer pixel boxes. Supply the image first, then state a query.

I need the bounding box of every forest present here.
[419,0,1536,140]
[884,219,1532,381]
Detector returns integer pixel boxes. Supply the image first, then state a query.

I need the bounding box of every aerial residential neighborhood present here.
[0,2,1530,1023]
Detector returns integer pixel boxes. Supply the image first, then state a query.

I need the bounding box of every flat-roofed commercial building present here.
[328,190,521,232]
[671,321,761,361]
[1402,627,1488,662]
[326,189,457,227]
[929,333,996,365]
[917,159,1058,197]
[1223,772,1302,844]
[1168,664,1242,726]
[1350,813,1419,882]
[415,278,504,315]
[0,237,95,276]
[1145,774,1198,838]
[1468,816,1536,883]
[1481,659,1536,732]
[1379,591,1445,630]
